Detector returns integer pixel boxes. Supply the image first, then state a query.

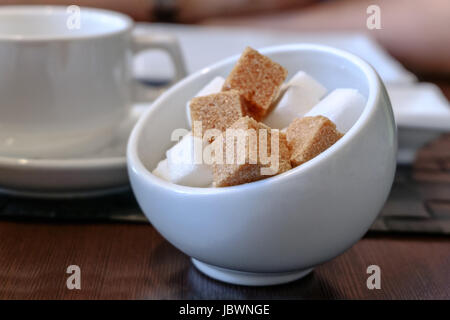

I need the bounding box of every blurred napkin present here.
[133,24,416,85]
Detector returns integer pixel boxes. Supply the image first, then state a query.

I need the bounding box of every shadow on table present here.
[147,240,340,300]
[184,265,341,300]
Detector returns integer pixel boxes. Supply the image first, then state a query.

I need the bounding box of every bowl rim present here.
[127,43,381,195]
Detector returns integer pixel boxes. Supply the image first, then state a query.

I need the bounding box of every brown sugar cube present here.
[222,47,287,120]
[286,116,343,167]
[190,90,246,137]
[212,116,291,187]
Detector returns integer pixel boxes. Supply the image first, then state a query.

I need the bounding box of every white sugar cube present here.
[152,159,170,181]
[305,89,366,133]
[186,76,225,127]
[264,71,327,129]
[165,132,213,187]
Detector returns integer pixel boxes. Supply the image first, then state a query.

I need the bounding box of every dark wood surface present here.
[0,80,449,300]
[0,221,448,300]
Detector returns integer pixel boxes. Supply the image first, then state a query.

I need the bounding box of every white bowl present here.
[127,44,396,286]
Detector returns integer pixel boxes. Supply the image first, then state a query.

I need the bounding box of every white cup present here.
[0,6,186,158]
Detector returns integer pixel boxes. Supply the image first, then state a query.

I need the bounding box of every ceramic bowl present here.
[127,44,396,286]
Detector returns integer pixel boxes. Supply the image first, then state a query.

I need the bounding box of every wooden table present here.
[0,83,449,300]
[0,221,448,300]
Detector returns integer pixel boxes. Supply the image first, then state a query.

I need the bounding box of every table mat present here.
[1,134,449,235]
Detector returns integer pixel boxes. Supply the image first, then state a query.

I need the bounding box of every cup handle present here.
[131,32,187,104]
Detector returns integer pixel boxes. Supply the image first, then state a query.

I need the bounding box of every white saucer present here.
[0,106,146,199]
[192,259,313,286]
[389,83,450,163]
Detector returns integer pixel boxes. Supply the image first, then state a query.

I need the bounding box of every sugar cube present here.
[189,90,246,137]
[186,76,225,127]
[222,47,287,120]
[165,132,213,187]
[286,116,343,167]
[304,88,365,133]
[152,159,170,181]
[264,71,327,128]
[212,116,291,187]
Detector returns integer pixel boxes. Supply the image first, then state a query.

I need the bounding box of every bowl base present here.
[192,259,313,286]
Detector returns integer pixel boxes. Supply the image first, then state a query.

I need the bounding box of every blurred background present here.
[3,0,449,75]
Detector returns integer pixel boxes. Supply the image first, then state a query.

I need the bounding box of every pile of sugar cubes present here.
[153,47,365,187]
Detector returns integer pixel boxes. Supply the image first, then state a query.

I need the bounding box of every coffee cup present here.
[0,5,186,158]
